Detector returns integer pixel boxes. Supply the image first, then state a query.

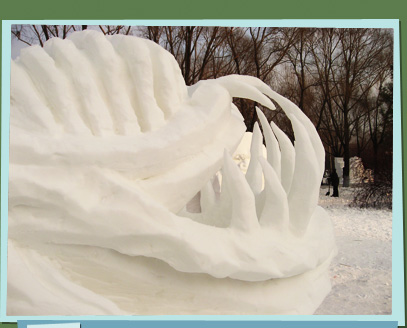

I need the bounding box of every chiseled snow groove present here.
[140,37,187,119]
[15,31,186,137]
[68,31,147,135]
[10,61,60,135]
[43,37,116,136]
[66,32,142,136]
[105,34,166,132]
[17,45,91,135]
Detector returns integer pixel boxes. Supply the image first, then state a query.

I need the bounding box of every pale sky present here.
[11,37,29,59]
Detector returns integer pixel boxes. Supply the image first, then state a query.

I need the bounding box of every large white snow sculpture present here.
[8,30,337,315]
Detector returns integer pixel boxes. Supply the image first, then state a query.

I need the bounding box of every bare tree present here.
[333,29,392,186]
[284,29,317,114]
[11,24,394,193]
[304,28,393,185]
[12,24,96,47]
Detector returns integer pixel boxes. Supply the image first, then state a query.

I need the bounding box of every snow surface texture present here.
[8,30,337,315]
[315,187,392,315]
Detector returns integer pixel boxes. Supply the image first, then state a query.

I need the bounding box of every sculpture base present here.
[8,240,335,315]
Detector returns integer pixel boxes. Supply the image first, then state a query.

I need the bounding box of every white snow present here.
[315,186,392,315]
[231,143,392,315]
[8,31,337,315]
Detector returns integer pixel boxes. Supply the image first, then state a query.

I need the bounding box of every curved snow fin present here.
[200,179,217,213]
[223,150,259,232]
[245,122,264,196]
[287,114,320,234]
[216,76,276,110]
[270,121,295,195]
[258,157,289,230]
[256,107,281,181]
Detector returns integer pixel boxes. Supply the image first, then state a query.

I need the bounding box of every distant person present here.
[331,169,339,197]
[325,170,331,196]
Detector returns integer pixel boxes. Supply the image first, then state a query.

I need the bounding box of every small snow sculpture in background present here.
[8,30,337,315]
[350,156,374,184]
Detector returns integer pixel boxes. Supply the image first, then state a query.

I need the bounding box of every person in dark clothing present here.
[331,169,339,197]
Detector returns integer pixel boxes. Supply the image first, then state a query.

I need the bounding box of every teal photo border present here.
[0,1,405,327]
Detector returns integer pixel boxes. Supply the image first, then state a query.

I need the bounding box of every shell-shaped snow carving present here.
[8,30,337,315]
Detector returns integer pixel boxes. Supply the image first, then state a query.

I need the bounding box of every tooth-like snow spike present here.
[245,122,264,196]
[216,76,276,110]
[258,157,289,230]
[222,150,259,232]
[287,114,321,234]
[270,121,295,195]
[200,178,217,214]
[255,107,281,181]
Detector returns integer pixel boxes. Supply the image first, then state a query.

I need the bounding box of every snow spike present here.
[256,107,281,180]
[216,76,276,110]
[200,178,217,213]
[270,121,295,195]
[222,150,259,232]
[286,114,320,234]
[258,157,289,230]
[245,122,264,196]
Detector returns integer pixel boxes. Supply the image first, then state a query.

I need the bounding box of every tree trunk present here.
[41,25,50,41]
[343,107,350,187]
[373,144,379,177]
[183,27,193,85]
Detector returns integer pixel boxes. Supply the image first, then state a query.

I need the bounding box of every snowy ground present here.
[315,186,392,315]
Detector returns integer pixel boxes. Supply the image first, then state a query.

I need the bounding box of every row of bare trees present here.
[11,25,394,187]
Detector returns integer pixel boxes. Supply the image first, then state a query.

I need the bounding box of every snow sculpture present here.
[8,30,337,315]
